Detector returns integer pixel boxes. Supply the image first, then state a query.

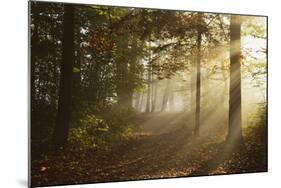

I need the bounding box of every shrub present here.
[68,105,136,150]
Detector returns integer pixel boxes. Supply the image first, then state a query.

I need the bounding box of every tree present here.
[146,64,152,112]
[227,15,243,143]
[53,4,75,149]
[30,2,64,143]
[146,40,153,113]
[193,14,203,137]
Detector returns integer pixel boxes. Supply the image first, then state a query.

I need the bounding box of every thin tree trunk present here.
[194,30,202,137]
[127,91,133,108]
[146,41,152,113]
[146,65,151,113]
[140,92,144,112]
[53,4,75,149]
[71,16,81,114]
[227,15,243,143]
[151,75,154,111]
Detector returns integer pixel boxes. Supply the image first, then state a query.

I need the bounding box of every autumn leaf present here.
[40,166,48,172]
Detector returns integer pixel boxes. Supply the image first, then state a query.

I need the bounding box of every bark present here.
[194,30,202,137]
[227,15,243,143]
[53,5,75,149]
[145,65,152,112]
[151,75,154,111]
[140,92,145,112]
[146,41,152,113]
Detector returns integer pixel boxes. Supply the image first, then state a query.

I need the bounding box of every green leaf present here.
[97,127,109,132]
[73,67,80,73]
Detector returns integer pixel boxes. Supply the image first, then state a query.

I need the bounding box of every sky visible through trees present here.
[30,1,267,187]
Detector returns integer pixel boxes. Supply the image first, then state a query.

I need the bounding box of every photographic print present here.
[29,1,267,187]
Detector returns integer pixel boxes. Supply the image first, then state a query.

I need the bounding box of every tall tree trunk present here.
[194,30,202,137]
[53,4,75,149]
[146,41,152,113]
[151,75,154,111]
[227,15,243,143]
[140,92,144,112]
[116,35,133,108]
[71,14,82,116]
[145,65,152,113]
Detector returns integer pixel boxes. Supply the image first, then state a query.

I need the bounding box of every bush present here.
[69,115,109,149]
[68,105,136,150]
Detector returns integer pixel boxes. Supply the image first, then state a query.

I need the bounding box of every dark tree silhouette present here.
[53,4,75,149]
[194,27,202,137]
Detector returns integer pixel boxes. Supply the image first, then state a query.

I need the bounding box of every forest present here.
[30,1,267,187]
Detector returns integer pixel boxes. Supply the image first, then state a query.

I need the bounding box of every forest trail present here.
[84,111,200,181]
[135,112,190,135]
[32,112,267,186]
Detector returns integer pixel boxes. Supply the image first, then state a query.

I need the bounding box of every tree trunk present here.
[116,35,134,108]
[146,41,152,113]
[151,75,154,111]
[53,4,75,149]
[140,92,144,112]
[71,15,82,117]
[145,65,152,113]
[194,30,202,137]
[227,15,243,143]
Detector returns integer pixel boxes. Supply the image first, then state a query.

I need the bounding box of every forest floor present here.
[31,112,267,187]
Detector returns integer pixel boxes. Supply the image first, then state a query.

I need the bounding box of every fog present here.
[132,33,266,136]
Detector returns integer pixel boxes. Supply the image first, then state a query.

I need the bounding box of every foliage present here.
[242,16,267,39]
[68,105,136,150]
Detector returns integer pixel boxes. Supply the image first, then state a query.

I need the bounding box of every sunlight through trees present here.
[30,2,267,187]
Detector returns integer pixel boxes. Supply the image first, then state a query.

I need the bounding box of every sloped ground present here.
[31,112,267,187]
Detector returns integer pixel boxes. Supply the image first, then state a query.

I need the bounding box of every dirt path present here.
[32,112,267,186]
[83,112,222,182]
